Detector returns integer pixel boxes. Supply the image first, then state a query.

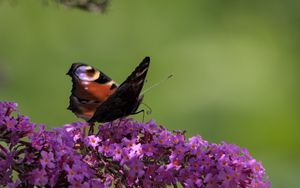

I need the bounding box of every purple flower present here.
[86,135,101,149]
[30,169,48,186]
[88,179,105,188]
[3,117,17,131]
[0,158,13,185]
[142,144,157,157]
[40,151,55,169]
[111,144,122,161]
[64,164,82,183]
[155,130,173,146]
[129,143,143,159]
[122,137,137,147]
[98,140,113,156]
[0,101,271,187]
[170,144,188,160]
[155,166,176,185]
[7,179,21,188]
[128,159,145,177]
[0,101,17,117]
[187,172,203,187]
[166,157,181,170]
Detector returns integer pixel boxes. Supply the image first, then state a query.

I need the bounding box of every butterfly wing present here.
[67,63,118,120]
[88,56,150,123]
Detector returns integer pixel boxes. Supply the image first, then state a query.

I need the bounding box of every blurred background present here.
[0,0,299,187]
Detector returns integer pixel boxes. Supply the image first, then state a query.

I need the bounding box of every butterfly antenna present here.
[141,74,173,95]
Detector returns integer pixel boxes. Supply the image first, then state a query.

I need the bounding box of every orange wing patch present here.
[75,80,117,102]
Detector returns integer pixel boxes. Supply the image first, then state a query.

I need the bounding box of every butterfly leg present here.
[131,109,145,122]
[141,102,152,115]
[88,122,95,135]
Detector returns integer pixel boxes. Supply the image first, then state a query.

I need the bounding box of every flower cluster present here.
[0,101,270,187]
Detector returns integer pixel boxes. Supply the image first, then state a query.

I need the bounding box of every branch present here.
[54,0,110,12]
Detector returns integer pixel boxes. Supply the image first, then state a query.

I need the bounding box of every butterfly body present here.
[67,57,150,123]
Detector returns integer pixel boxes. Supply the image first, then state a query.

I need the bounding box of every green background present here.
[0,1,299,187]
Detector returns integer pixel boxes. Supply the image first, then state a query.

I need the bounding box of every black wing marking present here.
[88,56,150,123]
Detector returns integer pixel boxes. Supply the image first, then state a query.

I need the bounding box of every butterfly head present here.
[67,63,100,81]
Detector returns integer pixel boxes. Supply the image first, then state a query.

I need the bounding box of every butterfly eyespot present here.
[75,65,100,81]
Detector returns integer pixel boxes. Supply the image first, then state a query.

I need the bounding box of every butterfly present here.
[67,56,150,123]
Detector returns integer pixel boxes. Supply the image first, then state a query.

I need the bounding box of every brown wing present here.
[88,56,150,123]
